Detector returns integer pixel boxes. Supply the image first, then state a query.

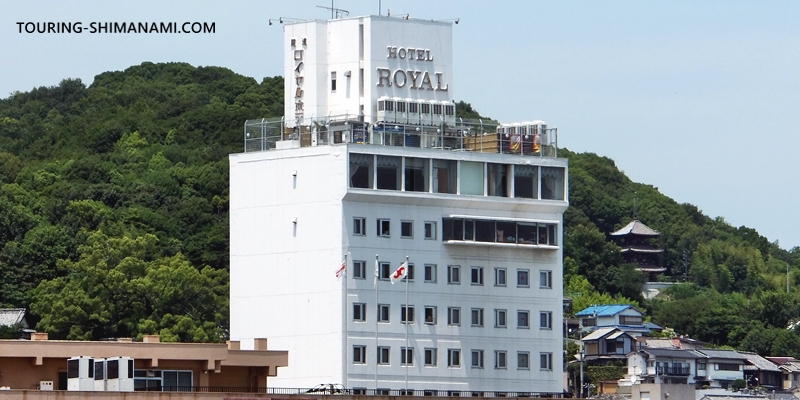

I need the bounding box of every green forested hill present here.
[2,62,800,354]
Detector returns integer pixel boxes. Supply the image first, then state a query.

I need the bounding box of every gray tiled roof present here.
[0,308,27,327]
[610,220,661,236]
[740,351,781,372]
[694,349,749,361]
[641,348,703,359]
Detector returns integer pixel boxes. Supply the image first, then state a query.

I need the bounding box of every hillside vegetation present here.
[2,62,800,355]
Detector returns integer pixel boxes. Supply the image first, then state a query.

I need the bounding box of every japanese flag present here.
[390,262,408,284]
[335,260,346,279]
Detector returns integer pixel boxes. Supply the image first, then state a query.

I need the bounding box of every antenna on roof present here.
[317,3,349,19]
[633,192,638,220]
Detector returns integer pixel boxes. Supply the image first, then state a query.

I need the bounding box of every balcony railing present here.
[243,115,558,158]
[656,365,691,376]
[140,386,564,398]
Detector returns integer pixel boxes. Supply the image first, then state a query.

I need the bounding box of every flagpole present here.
[404,255,409,393]
[342,253,348,390]
[374,254,379,392]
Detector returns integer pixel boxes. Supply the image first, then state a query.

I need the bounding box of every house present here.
[694,349,748,389]
[575,304,660,338]
[582,327,634,364]
[0,333,287,392]
[0,308,29,330]
[645,336,706,350]
[229,14,567,396]
[766,357,800,390]
[740,351,782,389]
[627,348,701,385]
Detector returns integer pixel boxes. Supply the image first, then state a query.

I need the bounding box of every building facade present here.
[230,15,568,395]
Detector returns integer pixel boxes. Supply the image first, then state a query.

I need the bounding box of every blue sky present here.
[2,0,799,249]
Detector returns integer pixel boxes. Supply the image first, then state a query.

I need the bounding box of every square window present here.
[353,389,367,395]
[471,350,484,369]
[401,305,415,324]
[379,262,391,280]
[353,217,366,236]
[495,351,507,369]
[401,347,414,366]
[448,307,461,326]
[539,311,553,330]
[471,267,484,286]
[517,310,530,329]
[495,309,507,328]
[447,349,461,368]
[378,346,390,365]
[424,348,437,366]
[447,265,461,284]
[377,219,391,237]
[517,269,530,287]
[401,221,413,238]
[424,306,437,325]
[353,345,366,364]
[495,268,507,286]
[424,264,437,283]
[404,264,415,281]
[378,304,390,323]
[517,352,530,370]
[540,353,553,371]
[424,221,437,240]
[353,303,366,322]
[471,308,484,327]
[539,270,552,289]
[376,389,390,396]
[353,261,366,279]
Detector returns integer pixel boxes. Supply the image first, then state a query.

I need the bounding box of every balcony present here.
[657,365,691,376]
[243,115,558,157]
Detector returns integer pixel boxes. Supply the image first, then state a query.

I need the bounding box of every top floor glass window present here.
[442,217,558,246]
[541,167,565,200]
[404,157,429,192]
[349,153,373,189]
[377,156,401,190]
[514,165,538,199]
[433,159,457,194]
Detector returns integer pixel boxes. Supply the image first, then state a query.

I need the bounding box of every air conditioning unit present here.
[94,358,106,391]
[105,357,135,392]
[39,381,54,391]
[67,356,95,391]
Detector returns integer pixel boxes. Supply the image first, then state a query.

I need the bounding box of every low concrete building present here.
[0,334,287,392]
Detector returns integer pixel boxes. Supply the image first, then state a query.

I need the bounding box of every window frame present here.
[540,353,553,371]
[401,347,414,366]
[377,304,390,323]
[495,267,507,287]
[353,345,366,364]
[353,303,366,322]
[447,265,461,285]
[517,269,530,288]
[353,217,366,236]
[447,307,461,326]
[377,346,391,365]
[424,264,437,283]
[471,308,484,327]
[517,310,530,329]
[424,221,437,240]
[539,270,553,289]
[401,220,414,239]
[424,348,438,367]
[539,311,553,330]
[471,350,484,369]
[424,306,437,325]
[353,260,366,279]
[471,266,484,286]
[495,350,507,369]
[495,309,507,328]
[401,305,415,324]
[517,352,530,370]
[447,349,461,368]
[379,262,391,280]
[377,219,391,237]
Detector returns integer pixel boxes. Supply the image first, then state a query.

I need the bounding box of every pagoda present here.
[610,220,665,277]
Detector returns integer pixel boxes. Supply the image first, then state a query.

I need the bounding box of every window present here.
[424,221,437,239]
[539,270,552,288]
[620,315,643,325]
[424,306,437,324]
[379,262,391,280]
[495,309,507,328]
[540,353,553,371]
[424,264,437,283]
[401,221,413,238]
[331,71,337,91]
[460,161,485,195]
[162,370,193,391]
[376,389,390,396]
[378,304,390,323]
[447,349,461,368]
[403,264,415,281]
[441,217,559,246]
[350,153,374,188]
[495,351,507,369]
[401,305,415,324]
[377,155,401,190]
[401,347,414,366]
[377,346,390,365]
[424,348,437,366]
[353,217,366,236]
[448,307,461,326]
[404,157,428,192]
[377,219,391,237]
[353,260,366,279]
[353,388,367,395]
[353,345,366,364]
[716,363,740,371]
[353,303,366,322]
[471,350,484,369]
[514,165,538,199]
[471,267,484,285]
[517,269,530,287]
[433,159,457,194]
[517,310,530,328]
[495,268,507,286]
[471,308,484,327]
[698,363,706,371]
[539,311,553,330]
[541,166,565,200]
[517,352,530,370]
[447,265,461,284]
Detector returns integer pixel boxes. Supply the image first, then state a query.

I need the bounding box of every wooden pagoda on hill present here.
[610,220,665,278]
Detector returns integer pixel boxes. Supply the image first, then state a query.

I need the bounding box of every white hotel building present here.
[230,15,568,396]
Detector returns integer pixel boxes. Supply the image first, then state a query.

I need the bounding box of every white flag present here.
[374,257,379,287]
[390,262,408,284]
[335,260,346,279]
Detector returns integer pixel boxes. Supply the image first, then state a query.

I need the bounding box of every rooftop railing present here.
[147,386,564,398]
[244,115,558,158]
